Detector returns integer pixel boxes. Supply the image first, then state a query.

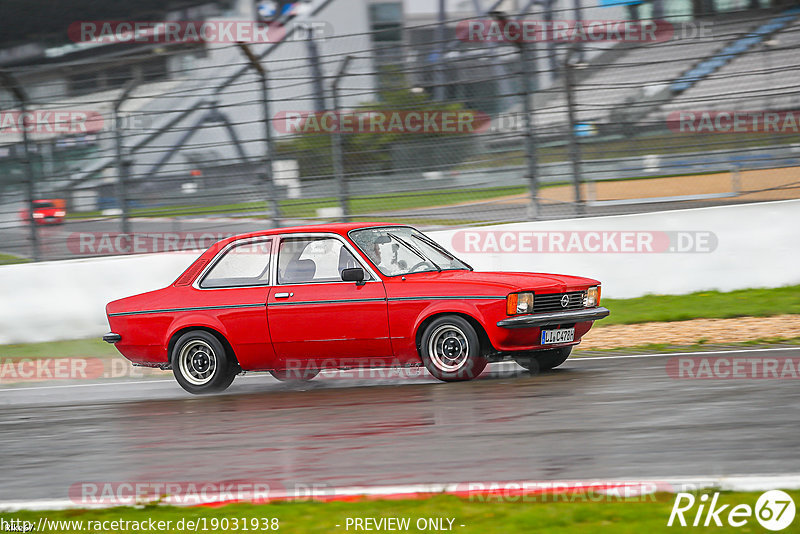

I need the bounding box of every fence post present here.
[113,80,138,236]
[332,55,353,221]
[564,45,584,215]
[572,0,584,63]
[433,0,447,101]
[0,70,40,261]
[492,12,539,219]
[237,43,281,228]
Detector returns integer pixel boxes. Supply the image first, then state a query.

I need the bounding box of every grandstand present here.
[532,13,797,134]
[657,18,800,115]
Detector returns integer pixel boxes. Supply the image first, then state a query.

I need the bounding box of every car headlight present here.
[585,286,601,307]
[32,213,43,219]
[55,211,66,217]
[507,292,534,315]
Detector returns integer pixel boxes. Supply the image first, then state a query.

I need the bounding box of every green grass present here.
[601,285,800,325]
[0,337,117,360]
[67,186,527,221]
[2,491,796,533]
[0,253,31,265]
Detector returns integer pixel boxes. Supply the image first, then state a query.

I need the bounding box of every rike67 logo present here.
[668,490,795,531]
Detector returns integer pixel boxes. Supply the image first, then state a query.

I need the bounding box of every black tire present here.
[419,315,487,382]
[171,330,238,394]
[270,368,320,382]
[515,346,572,372]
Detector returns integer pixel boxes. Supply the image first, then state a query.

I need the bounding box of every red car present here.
[104,223,609,394]
[20,199,67,225]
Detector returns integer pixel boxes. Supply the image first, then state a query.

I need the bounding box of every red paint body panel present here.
[267,282,390,370]
[106,223,604,372]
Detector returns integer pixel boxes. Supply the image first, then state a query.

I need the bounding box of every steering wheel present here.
[410,261,434,272]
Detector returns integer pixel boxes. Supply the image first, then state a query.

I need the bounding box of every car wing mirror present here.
[341,267,366,286]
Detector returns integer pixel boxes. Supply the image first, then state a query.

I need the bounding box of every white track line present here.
[572,347,800,361]
[0,372,279,393]
[0,379,175,392]
[2,475,800,512]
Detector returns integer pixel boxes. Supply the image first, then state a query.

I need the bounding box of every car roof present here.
[212,222,409,248]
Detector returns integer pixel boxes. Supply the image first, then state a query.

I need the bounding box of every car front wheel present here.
[171,331,238,394]
[515,346,572,372]
[420,316,487,382]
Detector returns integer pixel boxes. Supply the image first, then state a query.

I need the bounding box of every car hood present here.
[391,270,599,294]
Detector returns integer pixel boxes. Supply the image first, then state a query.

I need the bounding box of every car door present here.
[193,237,275,371]
[267,234,391,370]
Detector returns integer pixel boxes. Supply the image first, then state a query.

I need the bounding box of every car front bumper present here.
[496,307,610,329]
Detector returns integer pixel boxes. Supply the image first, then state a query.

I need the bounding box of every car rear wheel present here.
[515,346,572,372]
[270,368,320,381]
[171,331,237,394]
[420,316,487,382]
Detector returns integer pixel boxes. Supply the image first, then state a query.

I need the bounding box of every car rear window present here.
[200,239,272,288]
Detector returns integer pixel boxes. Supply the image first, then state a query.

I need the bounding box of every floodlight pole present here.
[237,43,281,228]
[332,55,353,221]
[0,70,40,261]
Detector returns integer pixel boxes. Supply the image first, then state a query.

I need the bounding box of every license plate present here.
[541,328,575,344]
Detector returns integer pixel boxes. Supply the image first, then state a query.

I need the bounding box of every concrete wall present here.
[434,199,800,299]
[1,200,797,344]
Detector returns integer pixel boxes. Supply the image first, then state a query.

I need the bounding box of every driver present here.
[370,236,404,275]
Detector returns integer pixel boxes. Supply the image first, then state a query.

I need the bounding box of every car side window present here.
[200,239,272,288]
[278,237,368,284]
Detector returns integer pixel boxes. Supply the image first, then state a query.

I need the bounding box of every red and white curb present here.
[1,475,799,512]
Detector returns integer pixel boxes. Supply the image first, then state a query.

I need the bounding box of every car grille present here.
[533,291,586,313]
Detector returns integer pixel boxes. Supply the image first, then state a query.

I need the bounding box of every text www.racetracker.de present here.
[0,517,280,532]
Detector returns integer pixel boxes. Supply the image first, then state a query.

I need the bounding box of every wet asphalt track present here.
[1,348,799,502]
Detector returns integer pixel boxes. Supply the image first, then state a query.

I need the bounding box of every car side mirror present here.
[341,267,366,286]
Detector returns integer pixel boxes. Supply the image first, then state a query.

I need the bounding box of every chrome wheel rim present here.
[178,339,217,386]
[428,324,469,372]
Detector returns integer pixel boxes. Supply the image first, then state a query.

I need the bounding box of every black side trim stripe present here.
[388,296,504,301]
[268,296,505,306]
[110,296,507,316]
[268,298,387,306]
[108,303,265,317]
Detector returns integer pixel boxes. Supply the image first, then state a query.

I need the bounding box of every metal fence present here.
[1,1,800,261]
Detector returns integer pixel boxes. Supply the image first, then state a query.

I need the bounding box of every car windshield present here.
[33,201,55,209]
[350,227,471,276]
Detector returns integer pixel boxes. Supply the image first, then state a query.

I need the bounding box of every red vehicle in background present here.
[104,223,609,394]
[20,199,67,225]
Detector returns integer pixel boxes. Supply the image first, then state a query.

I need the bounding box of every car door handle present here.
[274,292,293,298]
